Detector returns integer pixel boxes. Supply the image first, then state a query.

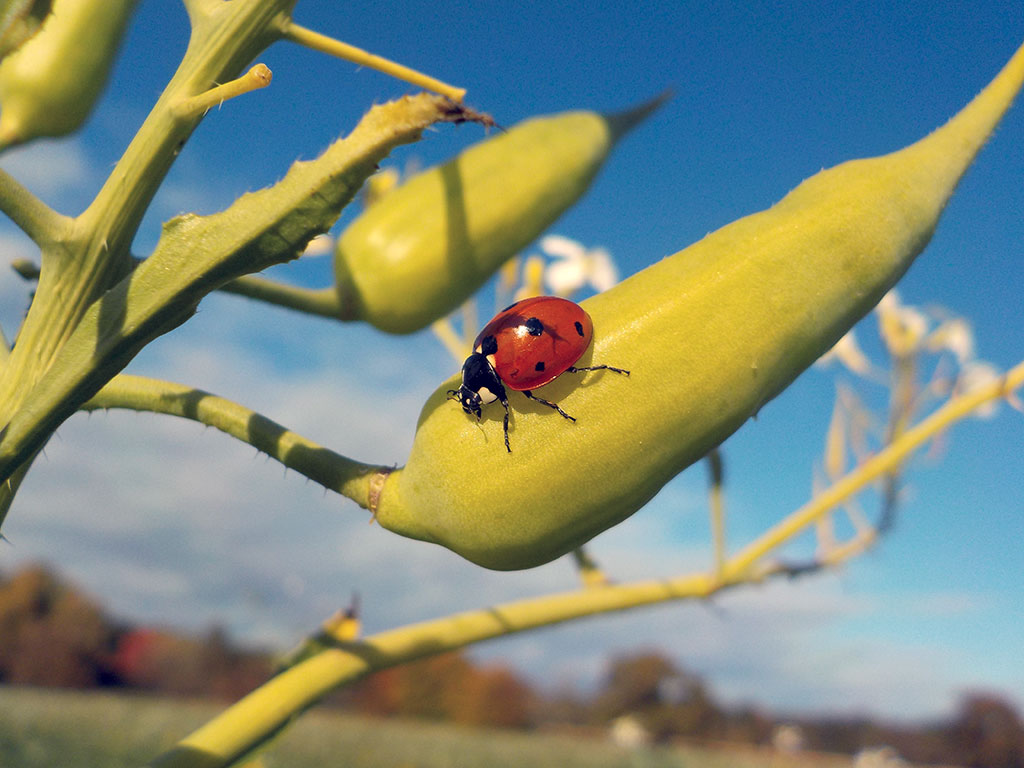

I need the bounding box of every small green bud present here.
[372,43,1024,570]
[333,98,664,334]
[0,0,136,149]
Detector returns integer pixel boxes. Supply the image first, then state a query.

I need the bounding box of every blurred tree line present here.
[1,564,1022,767]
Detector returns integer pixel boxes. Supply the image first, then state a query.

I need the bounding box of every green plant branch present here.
[571,546,609,587]
[218,275,341,317]
[284,21,466,102]
[172,62,273,121]
[0,166,70,244]
[145,360,1022,767]
[706,448,726,578]
[83,374,385,509]
[14,257,345,319]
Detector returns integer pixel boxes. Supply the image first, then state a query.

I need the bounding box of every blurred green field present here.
[0,685,863,768]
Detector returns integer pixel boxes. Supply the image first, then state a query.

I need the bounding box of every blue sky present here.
[1,0,1022,722]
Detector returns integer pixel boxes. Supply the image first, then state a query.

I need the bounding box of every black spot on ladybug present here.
[574,321,584,337]
[525,317,544,336]
[480,335,498,355]
[534,361,545,372]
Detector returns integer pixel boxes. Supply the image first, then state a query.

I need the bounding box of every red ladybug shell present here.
[473,296,594,391]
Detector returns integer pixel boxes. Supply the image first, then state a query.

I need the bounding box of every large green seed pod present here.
[0,0,136,149]
[333,98,663,334]
[372,42,1024,570]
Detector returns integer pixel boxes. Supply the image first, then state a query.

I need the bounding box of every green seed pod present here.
[333,98,664,334]
[0,0,136,149]
[372,43,1024,570]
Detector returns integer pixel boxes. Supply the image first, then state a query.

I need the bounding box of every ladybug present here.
[447,296,629,452]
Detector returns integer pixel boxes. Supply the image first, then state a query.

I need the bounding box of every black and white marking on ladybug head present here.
[446,351,507,421]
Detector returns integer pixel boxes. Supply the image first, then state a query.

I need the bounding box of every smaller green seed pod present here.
[0,0,136,149]
[333,97,664,334]
[371,42,1024,571]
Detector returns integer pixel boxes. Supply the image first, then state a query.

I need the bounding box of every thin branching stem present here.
[173,63,273,120]
[706,449,726,577]
[11,258,346,319]
[431,317,471,363]
[83,374,385,510]
[284,22,466,102]
[0,167,71,245]
[218,276,342,317]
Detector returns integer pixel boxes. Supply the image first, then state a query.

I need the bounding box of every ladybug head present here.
[447,351,505,419]
[447,384,482,418]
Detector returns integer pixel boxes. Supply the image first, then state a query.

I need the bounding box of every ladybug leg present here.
[522,390,576,422]
[567,364,631,376]
[499,392,512,453]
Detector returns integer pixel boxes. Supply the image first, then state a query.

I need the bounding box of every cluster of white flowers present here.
[538,234,619,296]
[818,289,1001,418]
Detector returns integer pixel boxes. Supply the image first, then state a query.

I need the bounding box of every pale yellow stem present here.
[431,317,470,364]
[149,572,716,767]
[706,449,726,578]
[724,359,1024,579]
[460,298,478,350]
[572,547,610,588]
[174,64,273,119]
[285,23,466,102]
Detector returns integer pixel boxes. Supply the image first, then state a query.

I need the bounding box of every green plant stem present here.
[0,167,70,245]
[706,448,726,577]
[284,22,466,101]
[12,259,346,319]
[0,0,298,480]
[83,374,385,509]
[146,360,1022,767]
[219,275,342,317]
